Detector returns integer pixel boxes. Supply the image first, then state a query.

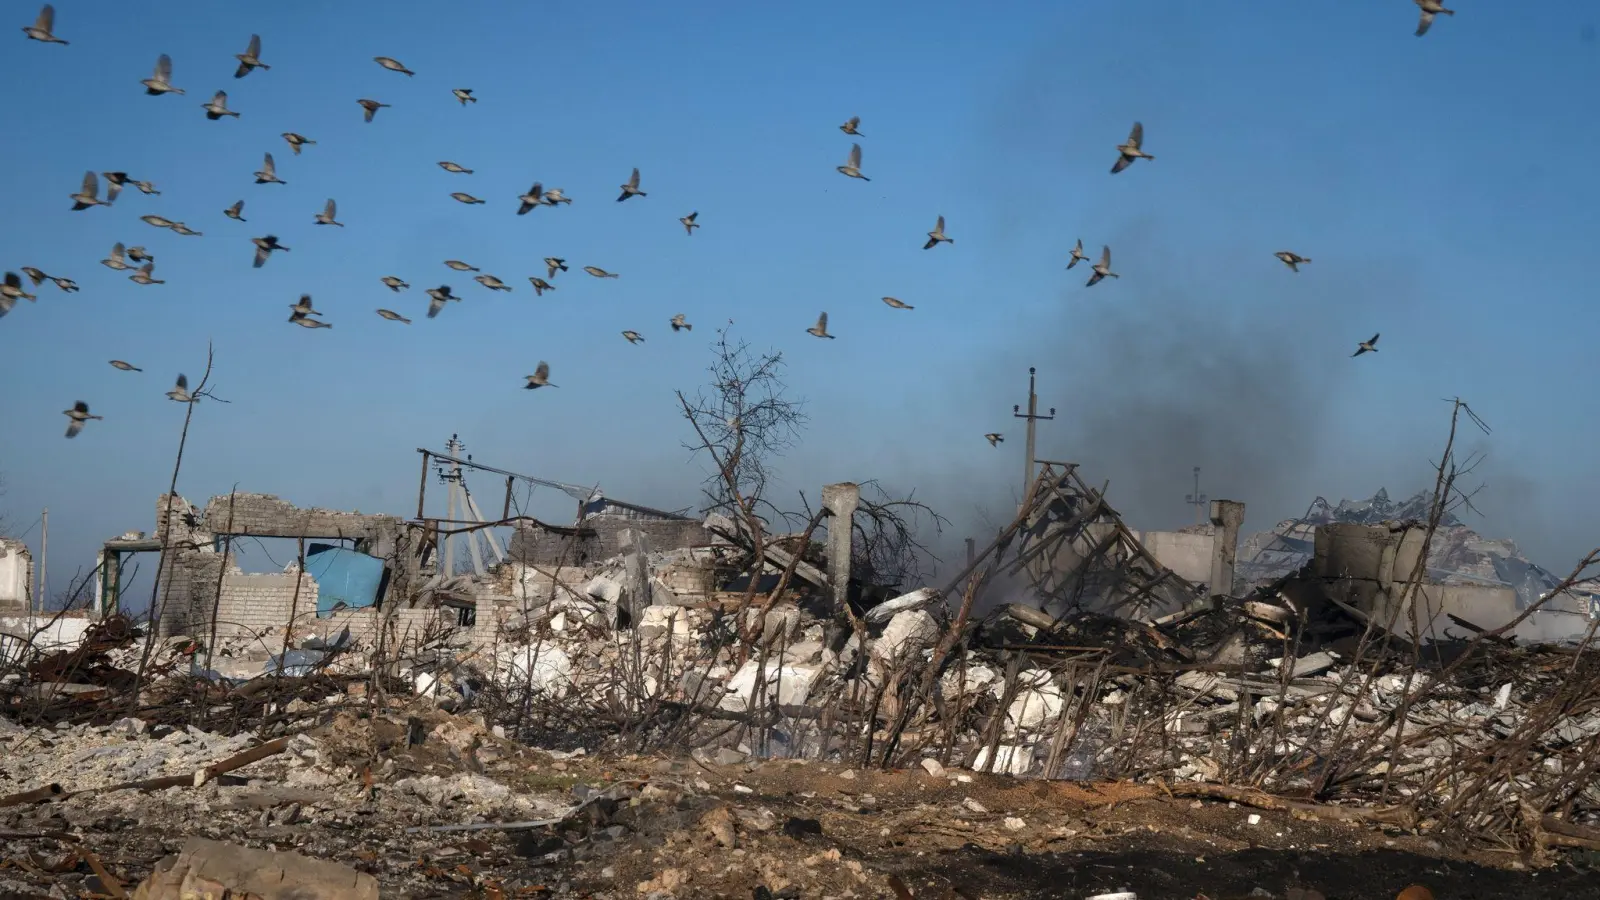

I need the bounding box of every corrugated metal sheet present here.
[305,544,385,618]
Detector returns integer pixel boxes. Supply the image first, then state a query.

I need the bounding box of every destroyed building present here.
[0,538,32,617]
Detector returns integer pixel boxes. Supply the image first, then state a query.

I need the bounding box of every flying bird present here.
[453,88,476,105]
[49,276,78,292]
[1111,121,1153,174]
[224,200,246,221]
[543,188,572,205]
[142,53,183,96]
[517,182,544,214]
[528,277,555,296]
[166,374,192,403]
[101,243,132,270]
[202,91,239,119]
[289,294,322,317]
[126,247,153,264]
[1415,0,1454,36]
[681,211,700,235]
[281,132,315,155]
[20,267,48,286]
[129,262,163,285]
[376,309,411,324]
[254,153,284,185]
[839,115,863,136]
[169,221,200,236]
[544,258,568,278]
[426,285,455,318]
[1087,245,1118,286]
[374,56,414,76]
[133,180,160,195]
[69,171,105,210]
[140,214,174,229]
[475,274,511,292]
[357,99,390,122]
[23,5,67,44]
[438,161,473,174]
[671,313,692,331]
[63,402,102,438]
[251,235,289,268]
[289,310,331,329]
[109,360,142,372]
[837,143,869,180]
[617,168,645,202]
[381,276,409,291]
[314,199,343,226]
[101,171,130,205]
[234,34,268,77]
[881,296,913,310]
[1275,251,1311,272]
[807,312,834,339]
[444,260,479,272]
[1353,333,1380,357]
[1,271,35,304]
[450,192,485,205]
[1067,239,1089,269]
[621,330,644,344]
[524,361,556,389]
[923,215,952,249]
[583,266,618,278]
[984,433,1004,447]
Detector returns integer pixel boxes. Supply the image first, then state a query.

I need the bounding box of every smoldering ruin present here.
[5,407,1600,899]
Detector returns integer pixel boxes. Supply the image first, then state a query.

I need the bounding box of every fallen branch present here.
[1168,782,1418,829]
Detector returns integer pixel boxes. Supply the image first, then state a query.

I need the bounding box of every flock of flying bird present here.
[6,3,1448,440]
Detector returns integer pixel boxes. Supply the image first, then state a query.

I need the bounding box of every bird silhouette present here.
[22,5,67,44]
[1275,251,1310,272]
[142,53,183,96]
[167,374,192,403]
[1087,245,1118,286]
[525,361,557,389]
[453,88,476,105]
[314,198,343,226]
[681,211,700,235]
[254,153,285,185]
[839,115,863,136]
[544,258,568,278]
[234,34,268,77]
[1415,1,1454,37]
[63,402,102,438]
[475,274,511,292]
[444,260,480,272]
[1111,121,1153,174]
[617,167,645,202]
[807,312,834,339]
[450,192,485,205]
[69,171,105,210]
[109,360,142,372]
[621,330,644,344]
[289,295,322,317]
[374,56,414,76]
[377,309,411,324]
[202,91,239,119]
[923,215,952,249]
[529,277,555,296]
[837,143,869,180]
[439,161,473,174]
[985,433,1004,447]
[1067,239,1089,269]
[881,297,914,310]
[671,313,692,331]
[583,266,619,278]
[282,132,315,155]
[101,243,132,270]
[128,262,163,285]
[251,235,289,268]
[1352,334,1380,357]
[358,99,390,122]
[518,182,544,214]
[381,276,409,292]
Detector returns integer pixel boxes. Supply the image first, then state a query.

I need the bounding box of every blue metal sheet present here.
[305,544,385,618]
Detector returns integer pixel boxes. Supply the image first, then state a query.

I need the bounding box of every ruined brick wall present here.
[201,493,402,553]
[160,558,319,642]
[509,516,710,566]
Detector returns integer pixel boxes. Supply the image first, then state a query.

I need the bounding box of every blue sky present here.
[3,0,1600,602]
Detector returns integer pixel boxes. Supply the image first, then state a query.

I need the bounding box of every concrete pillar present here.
[618,527,652,624]
[1208,499,1246,599]
[822,482,861,613]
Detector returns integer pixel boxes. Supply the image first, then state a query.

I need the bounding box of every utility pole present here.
[1185,467,1208,525]
[37,507,47,617]
[1012,367,1055,504]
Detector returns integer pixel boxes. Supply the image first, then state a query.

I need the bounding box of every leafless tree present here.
[846,482,947,588]
[677,322,808,522]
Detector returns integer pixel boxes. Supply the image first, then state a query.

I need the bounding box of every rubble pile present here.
[1239,488,1568,608]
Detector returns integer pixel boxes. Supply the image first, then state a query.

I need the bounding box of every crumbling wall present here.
[201,493,403,556]
[0,538,33,615]
[1136,531,1214,585]
[510,517,709,567]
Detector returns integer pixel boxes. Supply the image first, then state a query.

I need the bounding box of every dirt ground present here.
[7,708,1600,899]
